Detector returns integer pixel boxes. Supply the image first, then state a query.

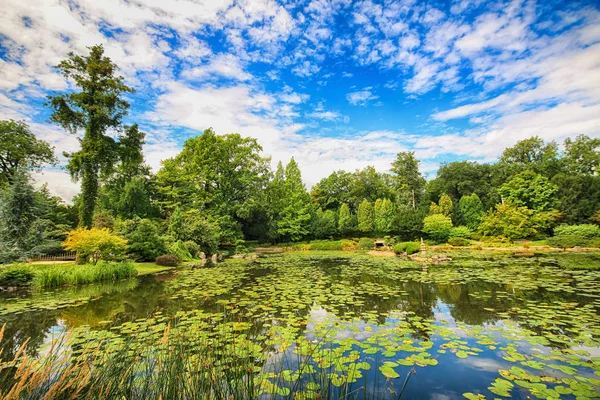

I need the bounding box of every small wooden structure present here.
[30,252,76,262]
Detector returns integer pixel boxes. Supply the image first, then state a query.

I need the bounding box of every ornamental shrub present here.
[340,240,358,250]
[448,237,470,246]
[357,237,375,250]
[449,226,472,239]
[124,219,167,261]
[547,235,600,249]
[392,242,420,255]
[155,254,182,266]
[422,214,453,243]
[234,239,248,254]
[169,240,192,261]
[553,224,600,238]
[62,228,128,264]
[0,264,35,286]
[185,241,201,258]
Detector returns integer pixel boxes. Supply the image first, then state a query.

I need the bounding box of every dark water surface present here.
[1,253,599,399]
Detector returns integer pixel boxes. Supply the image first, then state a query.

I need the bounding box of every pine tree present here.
[338,203,353,235]
[277,158,312,241]
[375,198,396,234]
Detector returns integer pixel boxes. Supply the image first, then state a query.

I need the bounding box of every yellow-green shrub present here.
[62,228,128,264]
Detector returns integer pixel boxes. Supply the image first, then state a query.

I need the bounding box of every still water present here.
[1,253,599,399]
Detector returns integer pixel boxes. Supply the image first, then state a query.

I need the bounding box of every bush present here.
[449,226,472,239]
[422,214,453,243]
[357,238,375,250]
[309,240,343,251]
[383,236,396,246]
[393,242,420,255]
[234,239,248,254]
[0,264,35,286]
[29,241,65,257]
[33,261,137,289]
[547,235,600,249]
[448,237,470,246]
[62,228,128,264]
[155,254,182,266]
[169,240,193,261]
[481,236,512,243]
[553,224,600,238]
[185,241,201,258]
[340,240,358,250]
[124,219,167,262]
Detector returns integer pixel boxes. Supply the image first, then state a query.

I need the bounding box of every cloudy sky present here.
[1,0,599,201]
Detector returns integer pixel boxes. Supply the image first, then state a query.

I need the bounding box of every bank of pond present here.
[0,251,599,399]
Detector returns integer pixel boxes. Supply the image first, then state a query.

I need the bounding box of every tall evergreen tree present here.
[459,193,485,230]
[390,152,426,208]
[277,158,312,241]
[357,200,374,233]
[374,198,395,234]
[47,44,134,228]
[338,203,353,235]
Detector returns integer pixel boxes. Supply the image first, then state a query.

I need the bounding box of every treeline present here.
[1,44,600,264]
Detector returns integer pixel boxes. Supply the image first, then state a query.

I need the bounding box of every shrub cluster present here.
[357,238,375,250]
[448,226,472,239]
[392,242,421,255]
[547,235,600,249]
[0,264,35,286]
[309,240,343,251]
[553,224,600,238]
[448,237,470,247]
[340,240,358,250]
[155,254,182,266]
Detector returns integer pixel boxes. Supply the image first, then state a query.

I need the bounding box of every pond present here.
[1,252,599,399]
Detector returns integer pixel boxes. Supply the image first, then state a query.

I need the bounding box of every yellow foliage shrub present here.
[62,228,128,264]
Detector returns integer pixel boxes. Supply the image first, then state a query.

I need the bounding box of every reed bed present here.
[32,261,137,289]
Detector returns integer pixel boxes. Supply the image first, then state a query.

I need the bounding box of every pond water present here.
[1,253,599,399]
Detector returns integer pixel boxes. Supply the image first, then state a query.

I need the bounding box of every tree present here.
[429,194,453,217]
[276,158,312,241]
[47,44,134,228]
[156,129,270,239]
[459,193,484,230]
[357,200,374,233]
[551,173,600,224]
[498,136,560,178]
[427,161,497,209]
[312,208,337,239]
[396,205,427,240]
[338,203,354,235]
[115,177,153,219]
[478,203,561,239]
[0,170,40,253]
[390,152,426,208]
[311,170,353,211]
[350,167,394,210]
[374,198,395,234]
[563,135,600,175]
[62,227,128,264]
[168,207,185,241]
[422,214,453,242]
[122,219,167,261]
[0,120,57,186]
[499,170,558,211]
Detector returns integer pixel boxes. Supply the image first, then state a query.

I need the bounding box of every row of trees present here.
[1,44,600,263]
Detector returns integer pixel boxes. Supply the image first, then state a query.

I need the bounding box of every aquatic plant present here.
[32,261,137,289]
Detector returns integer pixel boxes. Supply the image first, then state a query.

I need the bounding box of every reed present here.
[33,261,137,289]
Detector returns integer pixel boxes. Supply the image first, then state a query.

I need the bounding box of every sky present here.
[1,0,599,202]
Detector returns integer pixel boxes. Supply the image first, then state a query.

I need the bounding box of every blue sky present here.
[1,0,599,201]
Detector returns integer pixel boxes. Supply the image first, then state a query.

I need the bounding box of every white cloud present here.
[346,88,379,106]
[182,53,252,81]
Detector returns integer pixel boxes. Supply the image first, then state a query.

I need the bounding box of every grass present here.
[33,260,138,289]
[135,262,177,275]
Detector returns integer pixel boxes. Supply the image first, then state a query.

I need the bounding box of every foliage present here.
[312,208,337,239]
[563,134,600,175]
[499,170,558,211]
[392,242,420,255]
[168,207,185,241]
[422,214,453,242]
[340,239,358,250]
[459,193,485,230]
[29,241,65,257]
[553,224,600,238]
[308,240,343,250]
[33,261,137,289]
[429,193,453,217]
[0,120,57,186]
[478,203,561,239]
[62,228,128,264]
[155,254,182,266]
[184,211,221,255]
[337,203,354,235]
[185,240,202,257]
[274,159,312,242]
[169,240,193,261]
[122,219,167,262]
[390,151,426,207]
[547,235,600,249]
[374,198,395,234]
[0,264,35,286]
[449,226,472,239]
[93,211,115,230]
[448,237,470,246]
[498,136,560,177]
[357,200,374,233]
[395,205,427,239]
[552,173,600,224]
[310,170,353,211]
[47,44,134,228]
[357,237,375,250]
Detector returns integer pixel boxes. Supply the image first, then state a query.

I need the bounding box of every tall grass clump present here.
[33,261,137,289]
[0,264,35,287]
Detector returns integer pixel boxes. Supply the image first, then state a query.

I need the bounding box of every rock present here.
[199,252,206,260]
[211,254,218,263]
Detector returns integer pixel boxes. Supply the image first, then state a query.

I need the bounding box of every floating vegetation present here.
[1,252,599,398]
